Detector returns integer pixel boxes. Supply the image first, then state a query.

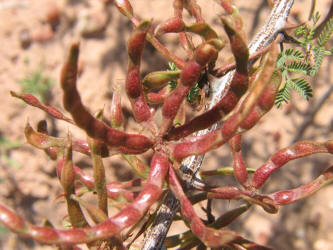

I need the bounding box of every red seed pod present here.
[114,0,134,17]
[221,17,248,75]
[154,17,185,36]
[162,85,188,119]
[194,43,218,66]
[180,61,201,87]
[130,94,152,122]
[61,144,75,191]
[110,88,124,129]
[126,66,141,99]
[146,91,168,104]
[127,20,151,65]
[230,135,248,186]
[207,186,243,200]
[61,43,154,153]
[11,91,74,124]
[186,22,218,40]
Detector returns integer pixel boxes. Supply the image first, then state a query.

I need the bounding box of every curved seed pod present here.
[229,135,248,186]
[58,143,89,228]
[70,196,127,250]
[174,61,201,88]
[109,90,150,179]
[221,17,248,77]
[61,43,154,154]
[194,43,218,66]
[146,89,169,104]
[161,43,218,134]
[207,186,249,200]
[207,187,278,214]
[142,70,180,92]
[179,31,196,58]
[173,0,183,17]
[166,19,248,141]
[217,0,246,39]
[147,33,186,69]
[239,195,278,214]
[165,203,251,248]
[161,62,201,134]
[184,0,204,22]
[172,0,195,58]
[25,123,109,157]
[127,21,150,65]
[165,106,223,140]
[25,122,66,149]
[169,43,278,159]
[126,21,154,125]
[72,165,94,189]
[110,88,124,129]
[0,152,169,244]
[11,91,74,124]
[88,136,108,216]
[72,165,140,202]
[36,120,58,160]
[252,140,333,189]
[110,95,150,187]
[207,38,225,51]
[114,0,186,69]
[213,17,249,112]
[268,165,333,205]
[114,0,134,19]
[106,187,136,203]
[185,22,218,40]
[154,17,185,36]
[237,71,282,132]
[217,0,233,14]
[168,166,270,248]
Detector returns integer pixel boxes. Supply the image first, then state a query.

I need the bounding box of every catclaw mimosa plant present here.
[1,0,333,249]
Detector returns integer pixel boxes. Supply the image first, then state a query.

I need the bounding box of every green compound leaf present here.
[318,17,333,46]
[275,81,291,108]
[290,78,313,100]
[310,45,325,76]
[275,78,313,108]
[286,61,312,75]
[275,11,333,108]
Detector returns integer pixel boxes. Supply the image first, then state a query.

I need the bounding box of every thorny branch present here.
[142,0,295,249]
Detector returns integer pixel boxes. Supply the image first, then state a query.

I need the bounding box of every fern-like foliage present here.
[310,45,325,76]
[318,18,333,46]
[275,81,291,108]
[290,78,313,100]
[275,10,333,108]
[275,47,313,107]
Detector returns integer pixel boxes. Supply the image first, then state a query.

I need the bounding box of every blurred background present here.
[0,0,333,249]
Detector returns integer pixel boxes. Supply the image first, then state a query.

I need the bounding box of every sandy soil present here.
[0,0,333,249]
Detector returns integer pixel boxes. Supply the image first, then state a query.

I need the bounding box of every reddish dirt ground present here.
[0,0,333,249]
